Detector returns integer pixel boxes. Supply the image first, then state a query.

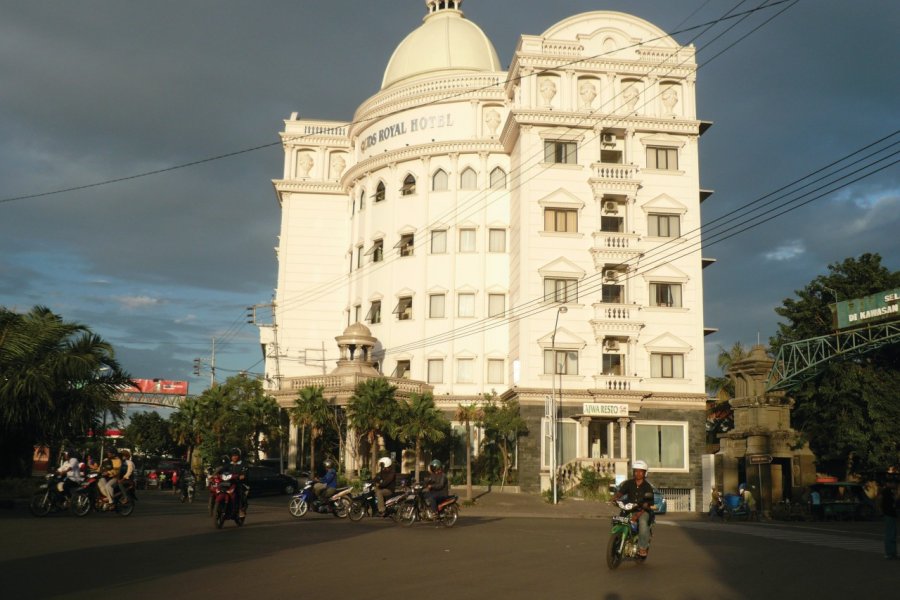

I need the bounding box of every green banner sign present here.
[831,287,900,330]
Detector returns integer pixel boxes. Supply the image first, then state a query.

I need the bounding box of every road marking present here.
[657,520,883,554]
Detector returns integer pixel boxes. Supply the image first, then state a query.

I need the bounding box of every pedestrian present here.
[883,473,898,560]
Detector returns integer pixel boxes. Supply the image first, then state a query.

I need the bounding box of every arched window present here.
[359,190,366,211]
[432,169,448,191]
[375,181,386,202]
[400,174,416,196]
[490,167,506,190]
[460,167,477,190]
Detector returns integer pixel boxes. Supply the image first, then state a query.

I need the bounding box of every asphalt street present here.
[0,490,895,600]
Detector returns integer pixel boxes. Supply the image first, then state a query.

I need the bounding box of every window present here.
[488,294,505,317]
[460,167,477,190]
[487,359,504,384]
[648,214,680,237]
[429,294,446,318]
[400,174,416,196]
[488,228,506,253]
[393,296,413,321]
[365,300,381,324]
[542,419,577,468]
[356,246,364,268]
[544,277,578,303]
[601,216,624,232]
[370,239,384,263]
[396,234,414,257]
[650,283,682,308]
[489,167,506,190]
[651,353,684,378]
[602,353,623,375]
[432,169,448,191]
[431,230,447,254]
[544,140,577,164]
[353,304,361,323]
[359,190,366,211]
[459,228,476,253]
[458,293,475,318]
[456,358,475,383]
[427,359,444,384]
[647,146,678,170]
[375,182,386,203]
[602,284,624,304]
[393,360,411,379]
[544,208,578,233]
[634,422,687,470]
[543,349,578,375]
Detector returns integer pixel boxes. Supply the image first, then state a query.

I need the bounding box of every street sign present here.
[748,454,773,465]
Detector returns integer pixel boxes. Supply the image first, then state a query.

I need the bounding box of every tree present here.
[0,306,130,477]
[704,342,749,450]
[347,378,398,474]
[771,253,900,476]
[235,378,280,461]
[480,393,527,490]
[455,402,483,502]
[125,411,175,457]
[290,386,332,473]
[395,392,446,482]
[170,396,202,469]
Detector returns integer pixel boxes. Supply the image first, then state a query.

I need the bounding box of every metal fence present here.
[658,487,695,512]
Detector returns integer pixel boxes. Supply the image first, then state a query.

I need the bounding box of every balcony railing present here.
[591,163,638,180]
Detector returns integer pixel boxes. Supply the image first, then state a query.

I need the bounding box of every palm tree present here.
[705,342,750,450]
[170,396,203,470]
[395,392,446,482]
[239,383,280,461]
[455,403,484,502]
[0,306,130,477]
[347,378,398,474]
[481,394,527,490]
[290,386,332,473]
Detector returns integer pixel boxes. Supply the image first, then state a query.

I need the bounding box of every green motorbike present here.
[606,500,653,569]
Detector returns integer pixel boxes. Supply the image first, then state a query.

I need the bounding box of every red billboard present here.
[127,379,189,395]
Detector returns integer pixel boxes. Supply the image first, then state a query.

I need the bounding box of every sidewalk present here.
[454,488,616,520]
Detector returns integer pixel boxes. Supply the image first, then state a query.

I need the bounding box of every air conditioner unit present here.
[603,201,619,214]
[604,340,620,351]
[604,270,618,282]
[601,133,617,146]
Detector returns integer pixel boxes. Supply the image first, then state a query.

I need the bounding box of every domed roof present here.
[382,0,501,90]
[342,322,373,338]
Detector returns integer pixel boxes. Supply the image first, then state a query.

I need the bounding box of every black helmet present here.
[429,459,442,473]
[229,448,242,459]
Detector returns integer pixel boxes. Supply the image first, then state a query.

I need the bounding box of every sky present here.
[1,0,898,396]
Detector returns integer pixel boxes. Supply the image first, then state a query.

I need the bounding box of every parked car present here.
[246,467,299,497]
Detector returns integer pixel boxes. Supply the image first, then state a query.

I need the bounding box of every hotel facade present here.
[259,0,713,508]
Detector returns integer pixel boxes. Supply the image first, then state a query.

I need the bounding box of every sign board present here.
[831,287,900,330]
[126,379,189,395]
[748,454,773,465]
[582,403,629,417]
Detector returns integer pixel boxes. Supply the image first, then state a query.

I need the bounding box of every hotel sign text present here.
[360,112,456,152]
[582,403,629,417]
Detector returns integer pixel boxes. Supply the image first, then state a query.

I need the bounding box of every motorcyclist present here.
[612,459,655,557]
[219,448,248,518]
[373,457,397,516]
[423,459,448,519]
[118,450,135,504]
[101,449,122,504]
[314,459,338,504]
[56,448,83,496]
[178,466,196,501]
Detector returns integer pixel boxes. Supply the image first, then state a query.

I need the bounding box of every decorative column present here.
[579,417,591,458]
[618,418,629,459]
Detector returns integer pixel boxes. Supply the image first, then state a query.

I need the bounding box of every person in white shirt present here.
[57,449,83,495]
[118,450,136,503]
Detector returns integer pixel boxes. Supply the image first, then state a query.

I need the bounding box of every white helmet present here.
[632,459,649,472]
[378,457,392,469]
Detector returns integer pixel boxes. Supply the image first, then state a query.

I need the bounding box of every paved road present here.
[1,490,895,599]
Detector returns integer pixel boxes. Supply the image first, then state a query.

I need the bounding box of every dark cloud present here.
[1,1,898,390]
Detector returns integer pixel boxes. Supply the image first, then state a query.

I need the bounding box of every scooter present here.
[347,481,407,522]
[180,473,196,503]
[70,473,135,517]
[212,472,245,529]
[606,500,653,569]
[288,479,353,518]
[29,474,76,517]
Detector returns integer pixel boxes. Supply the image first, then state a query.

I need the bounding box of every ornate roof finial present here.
[425,0,464,16]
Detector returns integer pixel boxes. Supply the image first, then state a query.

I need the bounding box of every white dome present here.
[381,1,501,90]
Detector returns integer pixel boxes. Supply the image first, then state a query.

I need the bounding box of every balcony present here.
[590,303,644,337]
[592,374,640,391]
[589,162,640,197]
[590,231,642,267]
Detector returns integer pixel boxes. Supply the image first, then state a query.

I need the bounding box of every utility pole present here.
[210,337,217,388]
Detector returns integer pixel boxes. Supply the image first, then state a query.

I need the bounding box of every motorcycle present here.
[212,471,245,529]
[606,500,653,569]
[29,474,77,517]
[395,483,459,528]
[180,473,196,503]
[288,479,353,518]
[71,473,135,517]
[347,481,407,522]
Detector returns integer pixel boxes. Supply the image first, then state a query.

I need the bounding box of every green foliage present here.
[480,393,527,487]
[125,411,175,457]
[577,468,614,501]
[770,253,900,475]
[0,306,130,477]
[290,385,333,472]
[395,392,446,481]
[347,378,399,473]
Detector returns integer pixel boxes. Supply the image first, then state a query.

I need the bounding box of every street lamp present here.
[550,305,567,505]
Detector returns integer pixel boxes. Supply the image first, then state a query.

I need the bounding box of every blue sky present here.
[1,0,898,394]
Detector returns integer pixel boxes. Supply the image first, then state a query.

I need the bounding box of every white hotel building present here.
[260,0,713,504]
